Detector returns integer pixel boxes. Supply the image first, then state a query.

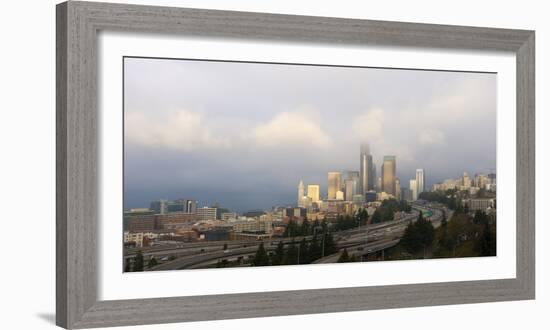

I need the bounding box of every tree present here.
[337,249,350,263]
[356,208,369,225]
[400,213,435,257]
[473,210,488,225]
[298,238,309,264]
[308,235,322,261]
[323,232,337,256]
[371,210,382,224]
[252,242,270,266]
[284,240,298,265]
[148,256,158,268]
[124,260,130,272]
[133,250,144,272]
[477,221,496,256]
[271,241,285,266]
[299,219,311,236]
[284,220,299,237]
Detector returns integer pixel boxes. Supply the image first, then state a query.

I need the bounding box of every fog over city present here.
[124,57,496,212]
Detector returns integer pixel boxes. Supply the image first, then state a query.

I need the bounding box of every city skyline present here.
[124,57,496,212]
[130,144,493,213]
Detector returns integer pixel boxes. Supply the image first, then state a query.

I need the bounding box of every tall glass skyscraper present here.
[415,169,425,196]
[327,172,342,200]
[297,180,305,207]
[381,156,397,196]
[360,143,374,194]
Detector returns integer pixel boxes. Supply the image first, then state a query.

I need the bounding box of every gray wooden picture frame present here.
[56,1,535,328]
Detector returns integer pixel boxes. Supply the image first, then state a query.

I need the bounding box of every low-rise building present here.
[463,198,495,212]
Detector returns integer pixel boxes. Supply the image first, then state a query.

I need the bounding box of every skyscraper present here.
[381,156,397,196]
[409,179,418,201]
[463,172,472,188]
[297,180,305,207]
[359,143,374,194]
[395,178,401,200]
[307,184,320,203]
[327,172,342,200]
[415,169,425,196]
[343,170,360,201]
[344,179,357,201]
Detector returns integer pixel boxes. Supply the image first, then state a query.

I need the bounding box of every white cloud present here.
[125,110,228,151]
[253,111,331,149]
[418,129,446,145]
[352,108,385,142]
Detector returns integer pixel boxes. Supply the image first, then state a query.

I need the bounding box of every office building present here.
[463,198,495,212]
[364,191,377,203]
[221,212,238,221]
[359,143,374,194]
[381,156,397,196]
[327,171,342,200]
[395,178,401,200]
[344,179,357,201]
[462,172,472,188]
[297,180,305,207]
[197,207,218,221]
[416,169,425,196]
[150,199,197,214]
[307,184,320,203]
[185,200,197,214]
[402,187,413,201]
[409,179,418,201]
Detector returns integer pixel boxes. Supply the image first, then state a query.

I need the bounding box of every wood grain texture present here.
[56,1,536,328]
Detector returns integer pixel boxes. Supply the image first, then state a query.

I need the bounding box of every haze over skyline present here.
[124,57,496,212]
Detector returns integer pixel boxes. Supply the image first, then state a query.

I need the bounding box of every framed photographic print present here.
[56,1,535,328]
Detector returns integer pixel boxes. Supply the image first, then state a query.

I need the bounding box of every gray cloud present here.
[124,57,496,212]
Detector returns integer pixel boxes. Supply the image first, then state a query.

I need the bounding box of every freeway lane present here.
[311,203,450,264]
[312,239,401,264]
[147,211,421,270]
[125,210,420,260]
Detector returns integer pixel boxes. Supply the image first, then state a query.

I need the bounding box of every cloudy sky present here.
[124,57,496,212]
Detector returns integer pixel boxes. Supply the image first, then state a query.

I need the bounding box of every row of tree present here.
[396,207,496,259]
[249,233,338,267]
[371,199,412,224]
[418,189,460,210]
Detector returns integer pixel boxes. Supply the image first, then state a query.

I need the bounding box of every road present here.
[128,203,449,270]
[311,202,450,264]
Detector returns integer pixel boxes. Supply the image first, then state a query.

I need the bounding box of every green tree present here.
[323,232,337,256]
[300,219,311,236]
[356,208,369,225]
[473,210,488,225]
[124,260,130,272]
[271,241,285,266]
[133,250,144,272]
[284,220,299,237]
[477,221,496,256]
[400,213,435,257]
[284,240,299,265]
[337,249,350,263]
[308,235,322,261]
[252,242,270,266]
[147,256,158,268]
[298,238,309,264]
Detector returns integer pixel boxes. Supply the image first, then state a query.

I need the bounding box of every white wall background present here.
[0,0,547,329]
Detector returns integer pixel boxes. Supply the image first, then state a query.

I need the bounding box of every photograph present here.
[122,57,497,272]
